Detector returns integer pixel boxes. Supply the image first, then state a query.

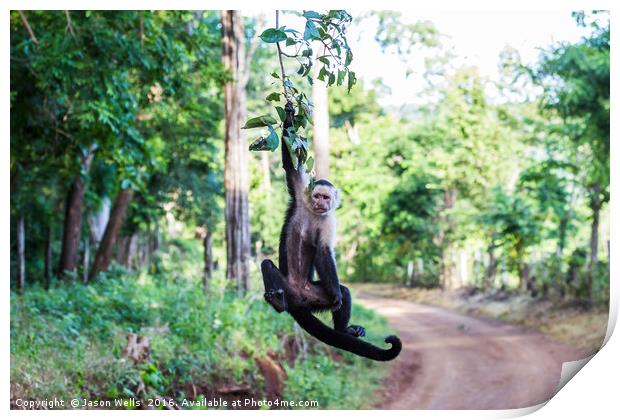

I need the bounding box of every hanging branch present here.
[275,11,290,101]
[18,11,39,45]
[64,11,76,38]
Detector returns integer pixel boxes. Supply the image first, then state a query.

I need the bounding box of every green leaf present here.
[249,137,267,151]
[294,114,308,130]
[302,63,313,77]
[242,115,278,129]
[317,56,330,66]
[283,132,297,165]
[259,28,287,43]
[266,125,280,150]
[288,131,304,154]
[334,43,342,56]
[318,67,327,82]
[266,92,281,102]
[297,141,308,164]
[271,72,280,79]
[345,49,353,66]
[303,20,321,41]
[347,70,357,92]
[275,106,286,123]
[303,11,322,20]
[328,72,336,86]
[285,37,296,47]
[305,157,314,173]
[337,69,346,86]
[248,126,278,152]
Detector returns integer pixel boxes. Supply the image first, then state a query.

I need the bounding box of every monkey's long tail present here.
[289,309,402,362]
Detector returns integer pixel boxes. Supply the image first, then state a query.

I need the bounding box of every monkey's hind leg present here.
[261,260,288,313]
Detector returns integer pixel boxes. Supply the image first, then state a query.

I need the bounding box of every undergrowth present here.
[11,239,392,409]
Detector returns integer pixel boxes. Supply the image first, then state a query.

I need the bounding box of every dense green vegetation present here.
[11,237,390,408]
[10,9,609,408]
[326,12,610,303]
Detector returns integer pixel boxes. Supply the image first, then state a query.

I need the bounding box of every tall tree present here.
[417,68,515,289]
[312,61,330,179]
[89,188,134,280]
[58,146,95,275]
[221,10,251,293]
[16,216,26,290]
[533,11,610,300]
[10,11,226,285]
[203,229,214,288]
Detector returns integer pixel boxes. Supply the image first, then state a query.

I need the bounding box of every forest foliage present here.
[11,238,389,407]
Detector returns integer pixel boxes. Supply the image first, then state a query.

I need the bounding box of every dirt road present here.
[357,294,588,409]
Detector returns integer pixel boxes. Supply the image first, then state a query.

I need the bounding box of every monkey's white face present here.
[309,185,340,216]
[311,187,332,214]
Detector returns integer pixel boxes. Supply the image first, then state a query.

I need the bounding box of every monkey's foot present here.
[264,288,287,313]
[345,325,366,337]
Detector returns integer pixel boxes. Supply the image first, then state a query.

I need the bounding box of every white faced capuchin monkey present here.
[260,101,401,362]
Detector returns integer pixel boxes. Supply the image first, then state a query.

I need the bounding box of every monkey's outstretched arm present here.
[281,101,306,200]
[281,101,296,174]
[314,246,343,310]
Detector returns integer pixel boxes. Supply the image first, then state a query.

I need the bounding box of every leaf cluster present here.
[245,10,357,166]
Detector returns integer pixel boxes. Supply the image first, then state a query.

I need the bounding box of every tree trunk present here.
[440,189,457,289]
[417,258,424,284]
[222,10,251,294]
[116,235,130,266]
[203,230,213,290]
[82,238,89,283]
[406,260,414,287]
[89,188,134,280]
[519,262,531,294]
[557,216,568,256]
[312,61,330,179]
[16,215,25,290]
[147,224,160,262]
[261,152,271,193]
[125,233,138,270]
[44,224,52,289]
[484,245,497,288]
[116,233,140,269]
[58,179,86,274]
[587,182,601,301]
[58,148,95,275]
[458,250,468,287]
[500,258,508,290]
[261,153,272,209]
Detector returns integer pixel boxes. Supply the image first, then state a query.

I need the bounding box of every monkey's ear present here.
[333,188,342,209]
